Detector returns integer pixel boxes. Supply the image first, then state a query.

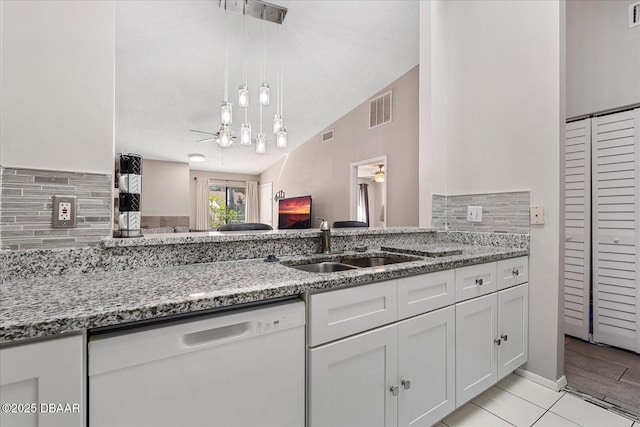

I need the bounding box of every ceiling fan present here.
[189,127,237,144]
[370,164,385,183]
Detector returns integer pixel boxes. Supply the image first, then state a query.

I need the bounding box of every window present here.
[209,183,246,228]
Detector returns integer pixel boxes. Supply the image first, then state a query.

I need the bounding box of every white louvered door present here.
[563,118,591,341]
[592,108,640,353]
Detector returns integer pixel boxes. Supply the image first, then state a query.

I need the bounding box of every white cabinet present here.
[308,306,455,427]
[455,283,529,407]
[496,256,528,290]
[308,324,398,427]
[397,270,455,319]
[454,262,497,302]
[0,334,84,427]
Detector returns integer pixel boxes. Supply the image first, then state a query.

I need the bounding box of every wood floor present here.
[564,335,640,418]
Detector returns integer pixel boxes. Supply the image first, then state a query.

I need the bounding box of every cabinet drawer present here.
[455,262,497,302]
[309,280,398,347]
[397,270,455,319]
[497,256,528,290]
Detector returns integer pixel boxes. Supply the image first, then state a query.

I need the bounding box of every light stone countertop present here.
[0,243,527,344]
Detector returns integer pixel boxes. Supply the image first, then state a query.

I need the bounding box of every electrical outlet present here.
[467,206,482,223]
[52,195,77,228]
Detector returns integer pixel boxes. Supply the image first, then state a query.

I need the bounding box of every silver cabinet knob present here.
[390,385,399,397]
[475,278,484,286]
[494,338,502,346]
[501,334,508,342]
[401,380,411,390]
[614,238,620,243]
[512,269,519,277]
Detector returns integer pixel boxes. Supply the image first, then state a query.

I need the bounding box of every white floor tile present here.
[496,373,565,409]
[443,402,513,427]
[533,411,580,427]
[549,394,633,427]
[472,385,547,427]
[433,423,447,427]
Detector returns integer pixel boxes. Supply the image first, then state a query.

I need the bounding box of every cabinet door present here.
[398,306,455,427]
[455,294,497,407]
[498,283,529,380]
[308,324,398,427]
[0,334,84,427]
[397,270,455,320]
[454,262,497,302]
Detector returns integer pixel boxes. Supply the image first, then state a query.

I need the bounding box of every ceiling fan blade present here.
[195,137,216,143]
[189,129,217,136]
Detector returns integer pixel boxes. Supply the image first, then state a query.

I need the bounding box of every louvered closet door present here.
[563,118,591,341]
[592,108,640,353]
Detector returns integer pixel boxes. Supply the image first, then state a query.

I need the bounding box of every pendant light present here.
[274,24,287,148]
[239,13,251,145]
[259,14,270,106]
[256,72,267,154]
[220,8,232,128]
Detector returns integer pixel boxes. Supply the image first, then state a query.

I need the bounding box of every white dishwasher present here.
[89,299,305,427]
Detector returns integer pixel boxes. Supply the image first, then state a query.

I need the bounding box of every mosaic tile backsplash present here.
[432,191,530,234]
[0,167,112,250]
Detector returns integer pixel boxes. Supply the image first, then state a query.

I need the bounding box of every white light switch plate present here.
[530,206,545,225]
[467,206,482,223]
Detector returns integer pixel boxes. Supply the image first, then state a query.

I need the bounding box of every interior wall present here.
[141,159,190,217]
[425,0,564,382]
[566,0,640,118]
[0,0,115,174]
[188,169,259,229]
[260,66,419,229]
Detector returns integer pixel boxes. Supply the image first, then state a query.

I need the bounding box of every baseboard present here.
[515,368,567,392]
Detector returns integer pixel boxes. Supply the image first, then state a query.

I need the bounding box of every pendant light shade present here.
[259,83,270,105]
[238,84,249,108]
[272,114,283,134]
[240,123,252,145]
[221,101,233,125]
[255,133,267,154]
[276,127,287,148]
[218,125,232,148]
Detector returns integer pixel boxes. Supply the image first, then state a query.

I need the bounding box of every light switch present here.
[530,206,545,225]
[52,195,77,228]
[467,206,482,223]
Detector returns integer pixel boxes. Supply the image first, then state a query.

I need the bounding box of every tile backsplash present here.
[432,191,530,234]
[1,167,112,250]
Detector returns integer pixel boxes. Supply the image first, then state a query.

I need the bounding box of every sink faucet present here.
[317,217,331,254]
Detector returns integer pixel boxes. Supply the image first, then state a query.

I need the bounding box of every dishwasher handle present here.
[183,322,250,347]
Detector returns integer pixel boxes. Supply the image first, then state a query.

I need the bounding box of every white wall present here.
[0,0,115,174]
[141,159,190,216]
[421,0,564,382]
[261,66,419,228]
[566,0,640,118]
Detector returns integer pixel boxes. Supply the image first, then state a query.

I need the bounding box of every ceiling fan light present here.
[240,123,252,145]
[259,82,270,106]
[272,114,283,134]
[221,101,233,125]
[238,84,249,108]
[276,127,287,148]
[255,133,267,154]
[218,126,232,148]
[188,153,206,162]
[374,169,385,183]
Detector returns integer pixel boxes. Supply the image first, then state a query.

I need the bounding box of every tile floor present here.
[435,373,639,427]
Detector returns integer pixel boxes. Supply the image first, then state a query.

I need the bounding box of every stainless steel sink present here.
[340,256,407,268]
[284,253,421,273]
[289,262,358,273]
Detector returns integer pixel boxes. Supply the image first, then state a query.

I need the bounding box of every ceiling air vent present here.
[369,90,392,129]
[631,1,640,28]
[322,129,334,142]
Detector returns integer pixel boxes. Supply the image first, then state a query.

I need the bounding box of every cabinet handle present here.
[475,278,484,286]
[614,238,620,243]
[494,338,502,346]
[390,385,399,397]
[512,269,519,277]
[501,334,508,342]
[401,380,411,390]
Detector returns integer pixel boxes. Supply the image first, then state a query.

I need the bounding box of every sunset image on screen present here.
[278,196,311,229]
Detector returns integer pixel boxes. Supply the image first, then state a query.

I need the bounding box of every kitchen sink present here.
[284,253,421,273]
[289,262,358,273]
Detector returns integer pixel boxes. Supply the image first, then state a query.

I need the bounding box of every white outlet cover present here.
[467,206,482,223]
[530,206,545,225]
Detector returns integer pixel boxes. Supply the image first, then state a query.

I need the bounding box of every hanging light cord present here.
[224,7,229,102]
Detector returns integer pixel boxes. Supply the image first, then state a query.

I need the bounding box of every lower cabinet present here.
[0,334,85,427]
[308,306,455,427]
[455,283,529,407]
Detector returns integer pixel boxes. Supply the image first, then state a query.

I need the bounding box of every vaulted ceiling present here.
[116,0,419,175]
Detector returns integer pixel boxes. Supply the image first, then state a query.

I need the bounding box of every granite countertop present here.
[0,243,528,343]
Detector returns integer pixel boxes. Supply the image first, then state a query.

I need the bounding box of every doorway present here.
[349,156,387,227]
